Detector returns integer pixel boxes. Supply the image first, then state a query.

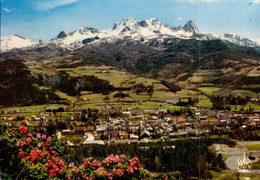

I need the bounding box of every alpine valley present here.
[0,17,260,107]
[1,17,260,180]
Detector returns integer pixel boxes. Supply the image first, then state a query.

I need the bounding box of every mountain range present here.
[0,17,260,87]
[0,18,260,107]
[1,17,259,53]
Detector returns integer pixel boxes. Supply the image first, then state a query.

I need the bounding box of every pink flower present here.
[20,140,26,146]
[130,157,139,164]
[54,157,65,172]
[42,134,47,140]
[73,166,79,174]
[83,157,92,166]
[45,158,65,177]
[120,154,126,159]
[26,138,32,144]
[51,151,57,157]
[129,157,141,170]
[45,160,54,168]
[37,133,41,138]
[90,159,100,169]
[127,166,134,174]
[18,126,28,135]
[96,167,108,176]
[48,169,57,177]
[79,164,85,170]
[82,174,89,180]
[112,168,125,177]
[26,149,42,164]
[47,136,52,142]
[38,142,43,147]
[114,155,120,163]
[117,162,122,168]
[18,151,24,157]
[27,133,33,138]
[22,156,29,162]
[107,173,112,180]
[8,128,14,133]
[69,163,74,169]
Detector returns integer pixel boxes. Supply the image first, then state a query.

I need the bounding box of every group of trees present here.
[228,128,260,141]
[0,59,61,106]
[133,83,153,94]
[166,108,188,116]
[80,108,100,126]
[56,71,116,96]
[161,81,181,93]
[113,92,130,98]
[211,94,251,110]
[177,97,195,106]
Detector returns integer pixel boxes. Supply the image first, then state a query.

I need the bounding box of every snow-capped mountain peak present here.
[0,18,211,52]
[221,32,259,47]
[57,31,70,39]
[113,17,138,30]
[108,18,204,40]
[0,35,44,53]
[76,27,99,34]
[137,20,149,28]
[146,18,160,25]
[49,26,101,49]
[146,18,169,30]
[1,17,259,53]
[183,20,201,34]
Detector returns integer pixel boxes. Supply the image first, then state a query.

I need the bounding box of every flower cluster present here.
[18,125,28,135]
[45,157,66,177]
[22,149,42,164]
[76,154,152,179]
[3,125,171,180]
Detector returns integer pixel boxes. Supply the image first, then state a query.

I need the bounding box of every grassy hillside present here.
[1,55,259,110]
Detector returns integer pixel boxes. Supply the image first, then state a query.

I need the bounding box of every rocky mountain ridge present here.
[1,17,259,52]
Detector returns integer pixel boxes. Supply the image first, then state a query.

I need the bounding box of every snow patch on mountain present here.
[49,27,102,49]
[1,35,43,53]
[49,17,210,50]
[1,18,259,53]
[221,33,259,47]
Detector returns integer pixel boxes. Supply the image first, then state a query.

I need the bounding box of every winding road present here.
[221,141,260,174]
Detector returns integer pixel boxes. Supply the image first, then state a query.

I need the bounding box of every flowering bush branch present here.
[0,125,173,180]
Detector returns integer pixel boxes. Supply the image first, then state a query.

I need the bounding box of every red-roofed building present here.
[200,119,219,127]
[176,118,186,123]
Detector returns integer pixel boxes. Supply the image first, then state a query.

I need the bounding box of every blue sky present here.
[1,0,260,41]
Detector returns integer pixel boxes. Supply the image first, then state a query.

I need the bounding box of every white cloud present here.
[253,0,260,4]
[177,16,182,21]
[3,8,11,13]
[33,0,79,11]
